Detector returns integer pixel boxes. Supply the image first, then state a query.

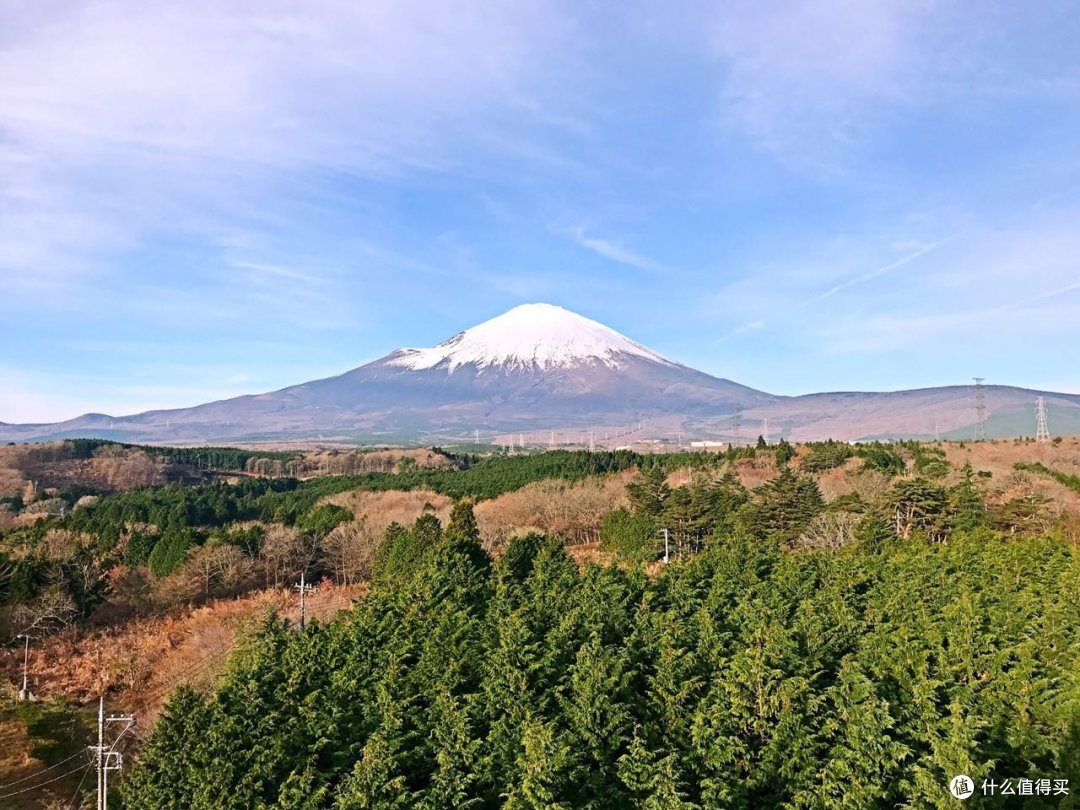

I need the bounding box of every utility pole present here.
[660,528,670,564]
[1035,397,1051,443]
[96,698,102,810]
[16,633,31,700]
[294,572,316,630]
[92,696,134,810]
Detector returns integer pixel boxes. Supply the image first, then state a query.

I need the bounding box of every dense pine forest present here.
[3,438,1080,808]
[123,511,1080,809]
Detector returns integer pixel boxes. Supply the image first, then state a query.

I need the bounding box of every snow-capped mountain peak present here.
[388,303,674,372]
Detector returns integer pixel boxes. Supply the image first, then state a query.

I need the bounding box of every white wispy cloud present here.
[718,320,767,341]
[995,281,1080,314]
[564,227,668,272]
[0,1,570,284]
[227,260,323,285]
[807,215,1080,355]
[709,0,933,168]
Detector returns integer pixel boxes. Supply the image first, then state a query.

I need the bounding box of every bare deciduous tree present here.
[259,525,315,587]
[321,517,378,585]
[794,511,861,550]
[187,543,254,598]
[12,584,78,637]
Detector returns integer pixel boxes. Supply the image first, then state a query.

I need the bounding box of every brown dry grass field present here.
[0,583,367,723]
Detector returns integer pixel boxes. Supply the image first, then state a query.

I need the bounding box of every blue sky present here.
[2,0,1079,422]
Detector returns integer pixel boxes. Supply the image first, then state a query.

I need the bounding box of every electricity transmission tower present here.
[761,417,769,444]
[1035,397,1051,443]
[732,406,743,440]
[294,572,316,630]
[973,378,987,440]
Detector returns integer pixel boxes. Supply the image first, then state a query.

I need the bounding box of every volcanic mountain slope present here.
[0,305,771,444]
[2,303,1078,444]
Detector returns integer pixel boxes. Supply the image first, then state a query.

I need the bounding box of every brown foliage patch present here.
[475,473,632,551]
[731,454,780,490]
[324,488,454,536]
[0,584,366,730]
[942,438,1080,515]
[0,443,169,497]
[287,448,454,478]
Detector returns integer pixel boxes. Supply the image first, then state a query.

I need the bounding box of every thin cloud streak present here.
[565,227,668,272]
[718,319,766,341]
[995,281,1080,313]
[799,238,950,307]
[228,260,323,284]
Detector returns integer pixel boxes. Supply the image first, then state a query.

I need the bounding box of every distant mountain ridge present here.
[2,303,1078,445]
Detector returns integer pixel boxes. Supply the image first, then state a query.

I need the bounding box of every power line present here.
[0,750,86,789]
[83,644,234,716]
[128,645,235,704]
[90,588,360,713]
[0,762,91,800]
[66,762,94,810]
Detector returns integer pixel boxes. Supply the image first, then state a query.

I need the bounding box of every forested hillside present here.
[123,513,1080,809]
[4,439,1080,808]
[0,447,718,638]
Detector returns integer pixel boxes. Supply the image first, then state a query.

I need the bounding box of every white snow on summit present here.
[388,303,674,372]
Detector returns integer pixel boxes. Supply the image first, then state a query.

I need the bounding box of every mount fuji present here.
[3,303,1079,444]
